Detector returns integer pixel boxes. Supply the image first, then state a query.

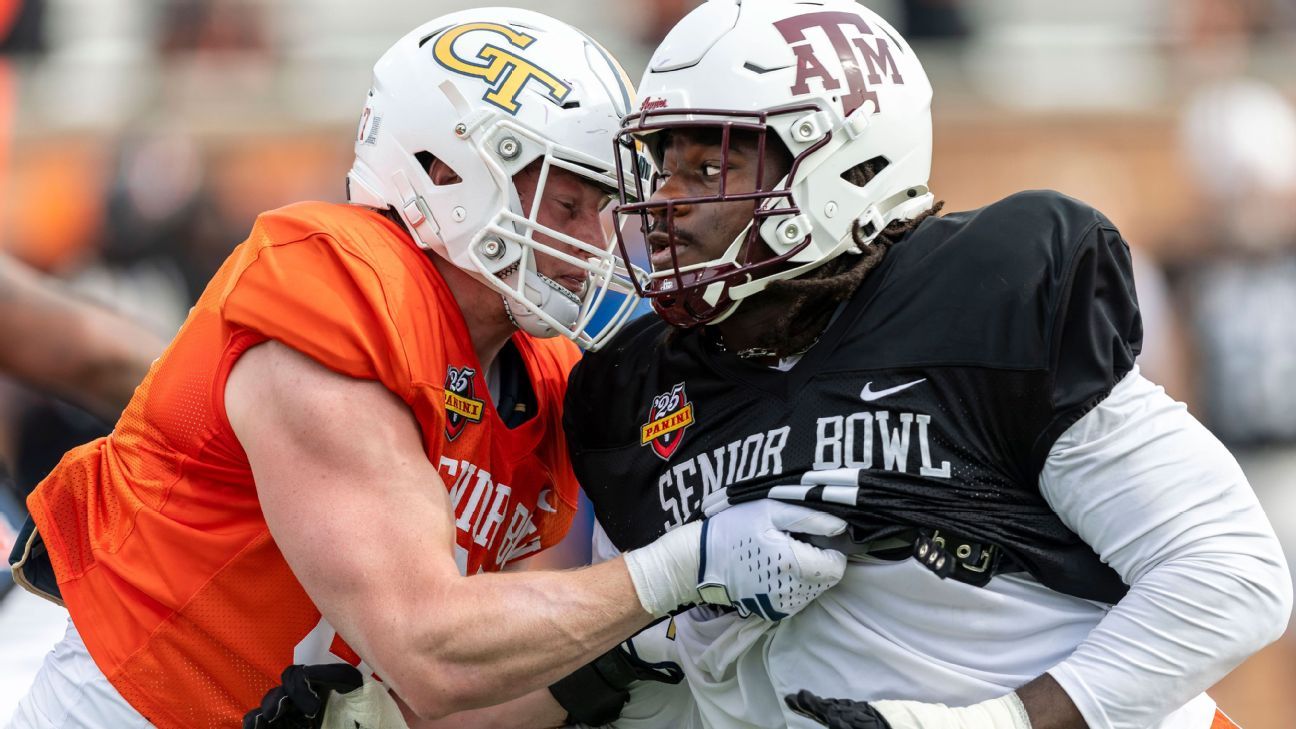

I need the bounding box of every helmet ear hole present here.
[415,152,463,186]
[840,156,890,188]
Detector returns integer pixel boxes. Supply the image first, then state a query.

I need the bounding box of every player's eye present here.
[702,163,723,178]
[651,170,671,194]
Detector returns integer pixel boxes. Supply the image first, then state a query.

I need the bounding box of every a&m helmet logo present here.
[444,365,485,440]
[640,383,694,461]
[432,22,572,115]
[774,10,907,116]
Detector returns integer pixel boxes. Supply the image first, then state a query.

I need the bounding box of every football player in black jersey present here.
[559,2,1293,729]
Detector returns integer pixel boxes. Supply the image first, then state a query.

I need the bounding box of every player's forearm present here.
[72,307,162,415]
[0,258,161,419]
[404,688,566,729]
[381,556,651,719]
[1016,674,1086,729]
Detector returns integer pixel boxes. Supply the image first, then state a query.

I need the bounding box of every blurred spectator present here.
[96,131,211,312]
[900,0,969,40]
[0,0,45,56]
[641,0,697,46]
[1172,80,1296,447]
[158,0,270,57]
[1165,80,1296,728]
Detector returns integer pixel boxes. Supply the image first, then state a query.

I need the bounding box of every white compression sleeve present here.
[1039,368,1292,729]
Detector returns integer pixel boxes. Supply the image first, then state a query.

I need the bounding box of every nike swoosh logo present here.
[536,488,557,513]
[859,378,926,402]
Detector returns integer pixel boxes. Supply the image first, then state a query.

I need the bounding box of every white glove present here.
[623,500,848,620]
[320,675,409,729]
[786,689,1032,729]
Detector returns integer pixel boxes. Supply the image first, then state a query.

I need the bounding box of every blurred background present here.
[1,0,1294,725]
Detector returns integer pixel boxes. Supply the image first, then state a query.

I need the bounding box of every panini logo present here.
[640,404,694,443]
[444,365,484,440]
[445,391,484,422]
[641,383,694,460]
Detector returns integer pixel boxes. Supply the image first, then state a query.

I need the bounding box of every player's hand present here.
[624,499,848,620]
[244,664,409,729]
[244,663,364,729]
[785,689,1032,729]
[786,690,894,728]
[698,500,848,619]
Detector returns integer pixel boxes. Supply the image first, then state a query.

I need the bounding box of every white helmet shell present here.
[348,7,642,348]
[615,0,934,326]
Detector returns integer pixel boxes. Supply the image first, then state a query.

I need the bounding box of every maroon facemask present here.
[612,105,832,327]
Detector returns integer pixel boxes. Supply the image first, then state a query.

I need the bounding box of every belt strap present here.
[857,527,1022,588]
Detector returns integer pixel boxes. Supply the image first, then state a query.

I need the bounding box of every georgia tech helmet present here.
[348,7,642,349]
[613,0,935,327]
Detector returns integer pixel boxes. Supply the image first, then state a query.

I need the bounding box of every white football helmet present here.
[613,0,935,327]
[348,8,642,349]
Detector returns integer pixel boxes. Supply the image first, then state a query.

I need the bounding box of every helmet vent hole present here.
[840,156,890,188]
[743,61,787,75]
[561,100,582,109]
[417,152,463,186]
[417,26,451,47]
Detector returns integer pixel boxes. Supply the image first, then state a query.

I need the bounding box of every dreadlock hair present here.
[749,158,943,357]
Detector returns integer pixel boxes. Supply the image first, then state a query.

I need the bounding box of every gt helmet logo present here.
[431,22,572,114]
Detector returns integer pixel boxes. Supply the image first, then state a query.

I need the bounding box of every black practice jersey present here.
[566,190,1142,604]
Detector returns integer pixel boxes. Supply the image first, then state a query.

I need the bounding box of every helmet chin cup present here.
[502,266,582,339]
[647,265,740,328]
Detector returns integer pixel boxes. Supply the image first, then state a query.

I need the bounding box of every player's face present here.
[514,164,615,295]
[647,129,790,271]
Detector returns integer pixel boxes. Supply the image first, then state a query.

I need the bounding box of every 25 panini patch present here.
[641,382,693,460]
[445,365,484,440]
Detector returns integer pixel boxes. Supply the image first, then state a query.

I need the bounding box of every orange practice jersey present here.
[25,202,582,728]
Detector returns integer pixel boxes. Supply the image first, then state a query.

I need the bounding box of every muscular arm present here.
[0,255,163,420]
[406,689,566,729]
[225,341,653,719]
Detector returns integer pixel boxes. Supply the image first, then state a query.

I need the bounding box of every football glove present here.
[548,629,684,726]
[244,664,408,729]
[785,690,1032,729]
[623,499,848,620]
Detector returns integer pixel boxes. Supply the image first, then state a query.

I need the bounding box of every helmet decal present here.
[774,11,907,116]
[431,22,572,115]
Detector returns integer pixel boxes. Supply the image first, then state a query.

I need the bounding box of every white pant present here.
[7,619,154,729]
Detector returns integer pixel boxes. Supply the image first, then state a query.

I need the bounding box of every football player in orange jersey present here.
[6,9,852,729]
